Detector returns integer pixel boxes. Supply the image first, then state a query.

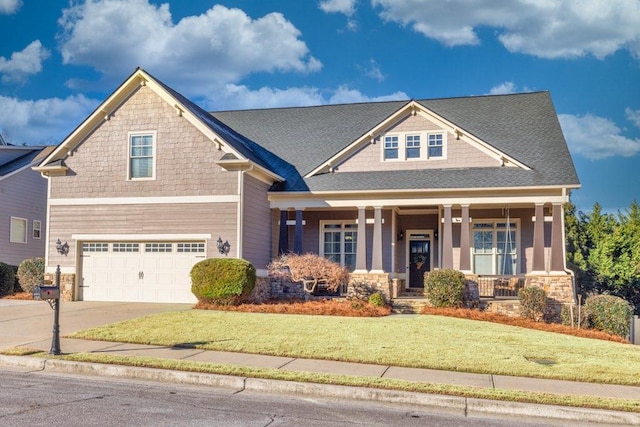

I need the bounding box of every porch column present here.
[354,207,367,272]
[278,210,289,254]
[293,209,304,254]
[460,204,471,272]
[532,203,546,273]
[371,206,383,273]
[442,205,453,269]
[550,203,566,273]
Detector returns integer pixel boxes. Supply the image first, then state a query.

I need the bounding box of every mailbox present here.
[34,285,60,300]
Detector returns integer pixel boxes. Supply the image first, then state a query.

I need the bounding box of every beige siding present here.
[0,169,47,265]
[241,175,272,270]
[50,85,237,199]
[48,203,238,269]
[336,113,499,172]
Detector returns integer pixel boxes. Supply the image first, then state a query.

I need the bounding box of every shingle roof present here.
[0,147,50,177]
[211,92,579,192]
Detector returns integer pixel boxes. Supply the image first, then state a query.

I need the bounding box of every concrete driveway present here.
[0,300,193,351]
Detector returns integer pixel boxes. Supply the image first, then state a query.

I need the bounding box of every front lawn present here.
[68,309,640,386]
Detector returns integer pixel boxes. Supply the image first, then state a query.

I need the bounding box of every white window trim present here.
[319,220,357,269]
[127,131,157,181]
[381,131,447,161]
[32,220,42,240]
[10,216,28,244]
[471,218,520,275]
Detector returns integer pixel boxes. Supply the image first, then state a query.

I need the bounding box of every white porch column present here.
[371,206,383,273]
[442,205,453,269]
[532,203,546,273]
[354,207,367,273]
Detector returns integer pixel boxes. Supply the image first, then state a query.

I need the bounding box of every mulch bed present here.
[195,299,392,317]
[1,292,33,300]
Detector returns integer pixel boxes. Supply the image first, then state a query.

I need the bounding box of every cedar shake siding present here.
[50,85,237,199]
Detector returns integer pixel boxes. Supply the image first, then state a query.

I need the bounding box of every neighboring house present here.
[1,145,52,266]
[34,68,580,311]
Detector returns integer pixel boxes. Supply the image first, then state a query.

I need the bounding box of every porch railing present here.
[476,275,525,298]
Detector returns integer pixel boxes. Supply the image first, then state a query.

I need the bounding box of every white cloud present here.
[57,0,321,94]
[202,83,407,110]
[363,59,385,82]
[0,41,50,83]
[0,0,22,15]
[371,0,640,59]
[626,108,640,128]
[0,95,99,145]
[319,0,357,16]
[559,113,640,160]
[488,82,517,95]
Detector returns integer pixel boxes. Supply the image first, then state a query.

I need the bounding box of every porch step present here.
[391,298,428,314]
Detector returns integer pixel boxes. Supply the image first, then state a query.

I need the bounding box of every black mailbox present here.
[34,285,60,300]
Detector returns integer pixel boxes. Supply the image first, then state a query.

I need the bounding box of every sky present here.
[1,0,639,214]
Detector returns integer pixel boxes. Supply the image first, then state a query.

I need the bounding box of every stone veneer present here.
[347,272,391,301]
[43,273,75,302]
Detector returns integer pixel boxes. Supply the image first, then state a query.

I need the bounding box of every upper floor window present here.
[10,217,27,244]
[428,133,443,158]
[384,136,399,160]
[382,131,445,161]
[128,132,155,180]
[406,134,421,159]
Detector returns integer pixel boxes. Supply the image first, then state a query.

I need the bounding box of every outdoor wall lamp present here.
[55,238,69,256]
[216,236,230,256]
[397,230,404,241]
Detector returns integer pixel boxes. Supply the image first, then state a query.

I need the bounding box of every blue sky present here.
[1,0,639,214]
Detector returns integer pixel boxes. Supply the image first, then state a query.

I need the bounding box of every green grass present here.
[67,310,640,386]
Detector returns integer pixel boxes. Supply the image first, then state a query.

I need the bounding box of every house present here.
[0,144,52,266]
[34,68,580,313]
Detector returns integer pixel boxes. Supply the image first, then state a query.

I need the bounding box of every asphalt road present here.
[1,366,609,427]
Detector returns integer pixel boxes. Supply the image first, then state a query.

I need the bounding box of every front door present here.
[408,239,431,288]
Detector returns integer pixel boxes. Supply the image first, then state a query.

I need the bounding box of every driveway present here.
[0,300,193,351]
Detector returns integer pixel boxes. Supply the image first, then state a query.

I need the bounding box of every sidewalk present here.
[1,300,639,425]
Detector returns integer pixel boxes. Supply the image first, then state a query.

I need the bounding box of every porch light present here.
[216,237,230,256]
[397,230,404,241]
[55,238,69,256]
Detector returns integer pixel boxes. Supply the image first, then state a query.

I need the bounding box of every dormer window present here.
[382,131,445,161]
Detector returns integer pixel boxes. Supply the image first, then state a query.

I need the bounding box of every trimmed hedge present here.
[191,258,256,305]
[368,291,386,307]
[584,294,633,338]
[519,286,547,322]
[17,257,45,293]
[423,269,465,308]
[0,262,17,296]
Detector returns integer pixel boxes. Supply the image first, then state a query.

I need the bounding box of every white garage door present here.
[80,241,206,303]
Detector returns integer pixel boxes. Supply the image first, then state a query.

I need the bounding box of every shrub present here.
[17,257,45,294]
[267,253,349,293]
[519,286,547,322]
[584,294,633,338]
[0,262,17,296]
[368,291,386,307]
[423,269,465,308]
[191,258,256,305]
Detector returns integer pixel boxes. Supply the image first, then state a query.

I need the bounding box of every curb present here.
[2,355,639,425]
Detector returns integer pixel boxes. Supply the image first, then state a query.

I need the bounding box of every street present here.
[0,366,596,427]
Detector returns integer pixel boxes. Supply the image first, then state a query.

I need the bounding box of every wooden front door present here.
[409,239,430,288]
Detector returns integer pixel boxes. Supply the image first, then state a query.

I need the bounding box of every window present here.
[113,243,140,252]
[145,243,173,253]
[32,220,41,239]
[428,133,443,158]
[10,217,27,243]
[382,132,445,161]
[128,133,155,179]
[472,221,518,275]
[177,242,205,253]
[321,222,357,270]
[82,243,109,252]
[406,134,421,158]
[383,136,399,159]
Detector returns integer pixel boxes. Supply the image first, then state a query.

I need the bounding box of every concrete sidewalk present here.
[1,300,639,425]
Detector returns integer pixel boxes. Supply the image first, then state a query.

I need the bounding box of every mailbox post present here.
[33,265,62,355]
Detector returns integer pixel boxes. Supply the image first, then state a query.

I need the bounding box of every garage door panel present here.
[81,241,201,303]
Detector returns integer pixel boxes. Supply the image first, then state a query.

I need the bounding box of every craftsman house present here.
[35,68,579,308]
[1,144,52,266]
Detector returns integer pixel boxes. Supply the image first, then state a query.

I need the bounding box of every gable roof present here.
[0,146,53,179]
[213,92,579,192]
